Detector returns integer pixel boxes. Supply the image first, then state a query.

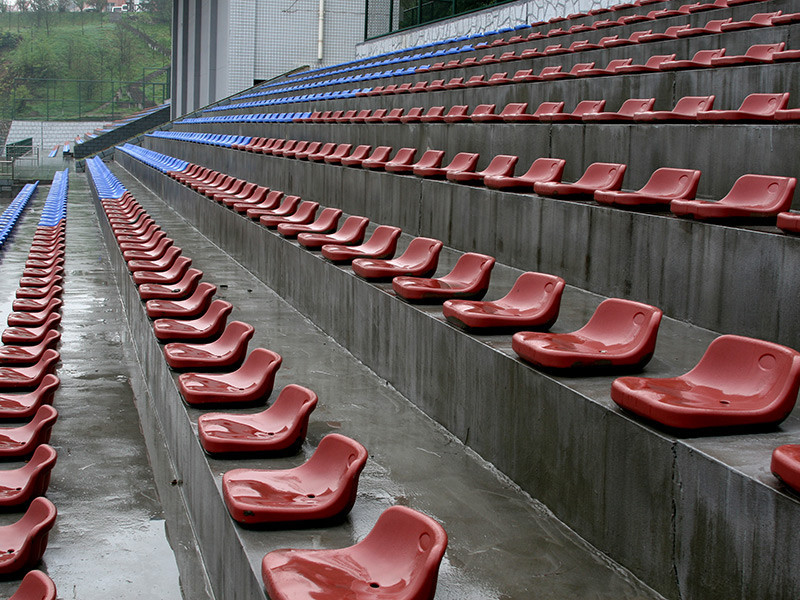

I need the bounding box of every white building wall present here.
[357,0,607,57]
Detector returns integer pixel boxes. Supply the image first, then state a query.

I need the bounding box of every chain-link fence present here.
[365,0,517,38]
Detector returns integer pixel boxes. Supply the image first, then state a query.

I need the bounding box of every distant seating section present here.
[612,335,800,429]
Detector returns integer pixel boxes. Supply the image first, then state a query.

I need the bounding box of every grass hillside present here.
[0,11,170,121]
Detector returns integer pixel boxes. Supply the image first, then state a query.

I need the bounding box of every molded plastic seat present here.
[468,103,501,122]
[443,272,565,331]
[777,211,800,233]
[595,168,702,207]
[223,433,368,524]
[352,238,443,281]
[153,300,233,342]
[2,316,61,347]
[484,157,566,191]
[277,207,340,238]
[178,348,283,407]
[321,225,402,263]
[398,108,425,123]
[164,321,254,370]
[145,282,217,319]
[262,505,447,600]
[582,98,656,122]
[340,145,374,167]
[534,162,626,198]
[0,497,57,574]
[358,147,393,170]
[418,106,446,123]
[447,155,518,185]
[441,105,470,122]
[720,11,782,31]
[512,299,663,370]
[138,268,203,301]
[710,42,784,66]
[658,49,726,70]
[633,95,715,122]
[393,253,495,303]
[0,444,57,507]
[670,174,796,219]
[0,405,58,458]
[0,331,60,367]
[246,194,298,220]
[384,148,418,173]
[6,569,56,600]
[7,299,62,328]
[696,92,789,121]
[0,350,59,392]
[118,231,170,253]
[414,152,479,179]
[771,445,800,493]
[0,375,59,420]
[131,256,192,286]
[612,335,800,429]
[127,245,182,272]
[297,216,370,249]
[615,54,676,73]
[198,384,318,455]
[502,101,565,123]
[540,100,606,121]
[122,237,174,261]
[579,58,633,77]
[18,274,62,290]
[260,201,319,229]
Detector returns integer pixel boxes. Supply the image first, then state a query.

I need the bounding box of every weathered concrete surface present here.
[114,154,800,600]
[0,175,186,599]
[92,162,669,600]
[142,137,800,351]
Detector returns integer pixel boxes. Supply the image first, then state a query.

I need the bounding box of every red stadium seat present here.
[278,207,342,238]
[0,444,57,508]
[771,445,800,493]
[164,321,254,371]
[392,252,495,303]
[153,299,232,342]
[177,348,282,407]
[0,405,58,458]
[612,335,800,429]
[468,104,499,122]
[262,505,447,600]
[658,48,726,70]
[245,194,298,220]
[198,384,318,455]
[297,216,370,249]
[696,92,789,121]
[131,256,192,286]
[7,570,56,600]
[614,54,676,73]
[710,42,785,66]
[321,225,402,263]
[502,101,565,122]
[223,433,368,524]
[720,11,782,31]
[359,146,394,169]
[633,95,715,122]
[595,167,702,207]
[534,162,626,197]
[352,237,443,281]
[0,497,57,575]
[384,148,418,173]
[0,374,59,420]
[777,211,800,233]
[260,201,319,229]
[339,145,374,166]
[447,155,519,185]
[539,100,606,121]
[582,98,655,121]
[138,268,203,301]
[670,174,796,219]
[413,152,479,178]
[443,272,565,331]
[484,157,566,191]
[513,298,662,370]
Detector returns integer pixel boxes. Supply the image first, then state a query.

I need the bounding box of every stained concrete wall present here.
[116,150,800,600]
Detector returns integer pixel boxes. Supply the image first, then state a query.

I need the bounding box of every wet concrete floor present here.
[0,175,183,599]
[106,162,666,599]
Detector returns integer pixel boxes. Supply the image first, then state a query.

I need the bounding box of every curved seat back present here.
[228,348,283,388]
[357,225,402,254]
[412,150,445,171]
[479,155,518,178]
[498,272,566,311]
[719,175,796,210]
[271,195,302,216]
[334,216,370,239]
[639,168,702,198]
[673,95,715,116]
[441,253,495,287]
[616,98,655,117]
[9,569,57,600]
[391,238,444,272]
[533,101,565,117]
[341,145,372,165]
[685,336,800,401]
[351,506,448,597]
[574,163,626,189]
[499,102,527,118]
[444,152,479,173]
[520,158,567,184]
[738,92,790,115]
[326,144,353,162]
[386,148,417,169]
[298,434,368,493]
[268,384,319,424]
[578,299,662,347]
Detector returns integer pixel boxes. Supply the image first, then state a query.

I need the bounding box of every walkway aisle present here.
[0,175,183,599]
[109,161,666,600]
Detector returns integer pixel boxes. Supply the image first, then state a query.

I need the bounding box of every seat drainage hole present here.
[369,583,379,589]
[719,400,730,405]
[307,494,315,498]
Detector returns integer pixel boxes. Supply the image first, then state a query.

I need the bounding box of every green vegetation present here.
[0,10,170,121]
